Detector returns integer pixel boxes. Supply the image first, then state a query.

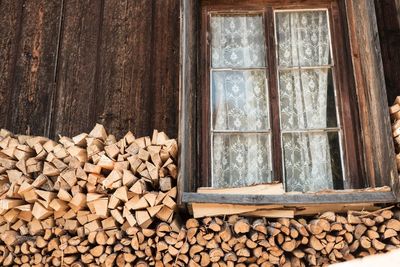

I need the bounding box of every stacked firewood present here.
[1,124,400,266]
[181,209,400,267]
[1,207,399,266]
[390,96,400,171]
[0,124,179,266]
[0,220,184,266]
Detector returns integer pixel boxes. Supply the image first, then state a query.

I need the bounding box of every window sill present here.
[182,189,396,205]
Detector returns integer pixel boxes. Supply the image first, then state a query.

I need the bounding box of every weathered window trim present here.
[178,0,399,205]
[182,191,395,205]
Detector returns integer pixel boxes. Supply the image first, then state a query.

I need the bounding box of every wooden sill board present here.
[183,191,396,205]
[197,183,284,195]
[190,202,380,218]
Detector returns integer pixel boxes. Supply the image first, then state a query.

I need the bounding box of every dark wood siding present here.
[0,0,180,139]
[375,0,400,105]
[0,0,398,139]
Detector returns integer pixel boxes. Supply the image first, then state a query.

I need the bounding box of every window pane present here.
[279,69,337,130]
[282,132,343,192]
[212,70,269,131]
[212,133,272,188]
[211,14,266,68]
[276,11,331,67]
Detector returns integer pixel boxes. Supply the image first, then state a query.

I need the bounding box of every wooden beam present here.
[183,191,396,205]
[396,0,400,26]
[345,0,399,197]
[178,0,198,204]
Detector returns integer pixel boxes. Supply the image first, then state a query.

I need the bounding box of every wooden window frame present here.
[178,0,399,205]
[200,1,364,190]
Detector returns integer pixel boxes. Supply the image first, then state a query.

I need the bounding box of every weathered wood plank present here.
[93,0,180,139]
[183,191,396,205]
[178,0,199,203]
[150,0,180,138]
[345,0,399,198]
[5,1,61,136]
[0,0,181,139]
[375,0,400,105]
[51,0,103,138]
[94,0,154,138]
[0,0,24,128]
[397,0,400,25]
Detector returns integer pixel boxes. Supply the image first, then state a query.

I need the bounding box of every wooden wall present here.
[375,0,400,105]
[0,0,180,139]
[0,0,398,140]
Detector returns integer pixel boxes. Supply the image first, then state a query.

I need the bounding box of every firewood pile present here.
[0,124,179,266]
[390,96,400,171]
[0,124,399,266]
[180,208,400,266]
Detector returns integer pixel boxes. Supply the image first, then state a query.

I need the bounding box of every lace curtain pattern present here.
[210,14,272,187]
[276,11,343,192]
[276,11,331,67]
[211,15,266,68]
[209,11,344,191]
[213,134,272,187]
[212,71,269,131]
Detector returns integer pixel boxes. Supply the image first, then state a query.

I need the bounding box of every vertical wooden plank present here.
[397,0,400,25]
[95,0,179,138]
[374,0,400,105]
[345,0,398,198]
[0,0,24,129]
[94,0,154,138]
[51,0,103,138]
[150,0,180,138]
[178,0,199,202]
[5,1,61,136]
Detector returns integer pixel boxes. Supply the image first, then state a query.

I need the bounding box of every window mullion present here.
[265,7,283,184]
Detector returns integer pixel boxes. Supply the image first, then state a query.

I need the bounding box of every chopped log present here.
[234,219,250,234]
[1,124,400,266]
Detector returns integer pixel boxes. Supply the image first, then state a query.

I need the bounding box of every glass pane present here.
[211,14,266,68]
[276,11,331,67]
[279,69,337,130]
[282,132,343,192]
[212,133,272,188]
[212,70,269,131]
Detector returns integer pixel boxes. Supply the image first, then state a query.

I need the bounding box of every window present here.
[201,2,359,192]
[179,0,399,204]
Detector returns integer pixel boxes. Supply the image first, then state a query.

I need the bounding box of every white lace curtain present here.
[211,15,272,188]
[210,11,342,191]
[276,11,340,192]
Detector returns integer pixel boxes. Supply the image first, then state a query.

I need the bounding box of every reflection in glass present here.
[283,132,343,192]
[279,69,338,130]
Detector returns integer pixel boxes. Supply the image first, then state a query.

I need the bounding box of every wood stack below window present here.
[0,124,399,266]
[0,206,400,266]
[390,96,400,171]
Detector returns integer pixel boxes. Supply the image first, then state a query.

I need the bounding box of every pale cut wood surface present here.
[197,183,284,195]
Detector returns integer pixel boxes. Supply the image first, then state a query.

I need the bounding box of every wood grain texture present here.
[183,191,396,205]
[375,0,400,105]
[94,0,179,139]
[94,0,153,138]
[51,0,103,138]
[397,0,400,25]
[150,0,180,138]
[0,0,180,140]
[0,0,24,129]
[4,1,61,136]
[345,0,399,195]
[178,0,199,202]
